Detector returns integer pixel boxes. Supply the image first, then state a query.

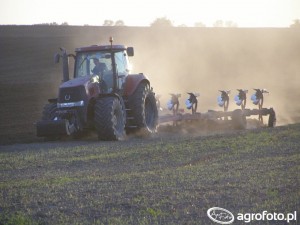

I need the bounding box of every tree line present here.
[34,18,300,28]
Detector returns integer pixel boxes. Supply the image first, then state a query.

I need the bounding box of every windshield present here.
[75,51,112,78]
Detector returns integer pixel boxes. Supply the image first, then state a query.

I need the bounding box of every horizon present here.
[0,24,299,28]
[0,0,299,28]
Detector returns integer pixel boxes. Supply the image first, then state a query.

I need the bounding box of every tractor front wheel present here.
[94,97,125,141]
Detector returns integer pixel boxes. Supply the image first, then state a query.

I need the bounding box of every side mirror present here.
[54,53,60,64]
[127,47,134,57]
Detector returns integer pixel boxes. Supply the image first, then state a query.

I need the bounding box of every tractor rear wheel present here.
[94,97,125,141]
[232,109,247,129]
[128,82,158,134]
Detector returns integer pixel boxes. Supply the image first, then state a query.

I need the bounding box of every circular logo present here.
[64,94,71,101]
[207,207,234,224]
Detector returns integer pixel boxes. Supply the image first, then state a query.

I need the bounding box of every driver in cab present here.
[92,58,107,75]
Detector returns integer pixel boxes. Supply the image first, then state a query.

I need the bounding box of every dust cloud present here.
[128,28,300,125]
[3,26,299,126]
[51,27,300,125]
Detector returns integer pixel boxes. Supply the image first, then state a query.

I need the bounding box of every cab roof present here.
[75,45,127,53]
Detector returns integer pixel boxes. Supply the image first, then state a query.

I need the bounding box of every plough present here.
[158,89,276,129]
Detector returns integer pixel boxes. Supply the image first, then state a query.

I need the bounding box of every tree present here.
[213,20,224,27]
[290,19,300,28]
[49,22,58,26]
[150,17,173,27]
[194,22,206,27]
[103,20,114,26]
[115,20,125,26]
[225,21,237,27]
[212,20,237,28]
[61,22,69,26]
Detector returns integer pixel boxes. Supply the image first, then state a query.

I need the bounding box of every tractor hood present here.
[58,75,100,104]
[60,75,95,89]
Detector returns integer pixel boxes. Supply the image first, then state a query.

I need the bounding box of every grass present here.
[0,124,299,224]
[0,212,38,225]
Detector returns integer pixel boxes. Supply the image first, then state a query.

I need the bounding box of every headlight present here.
[57,100,84,108]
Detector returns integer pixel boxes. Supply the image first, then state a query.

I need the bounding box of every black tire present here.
[231,109,247,130]
[268,108,276,127]
[128,82,158,134]
[42,103,58,120]
[94,97,125,141]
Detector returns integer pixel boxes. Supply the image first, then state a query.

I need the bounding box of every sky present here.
[0,0,299,27]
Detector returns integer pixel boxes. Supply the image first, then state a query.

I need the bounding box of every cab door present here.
[114,51,129,91]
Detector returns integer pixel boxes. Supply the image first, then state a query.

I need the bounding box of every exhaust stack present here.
[54,48,75,82]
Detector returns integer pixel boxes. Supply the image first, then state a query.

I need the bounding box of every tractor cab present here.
[75,43,133,94]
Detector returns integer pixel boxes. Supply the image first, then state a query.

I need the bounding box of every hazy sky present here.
[0,0,299,27]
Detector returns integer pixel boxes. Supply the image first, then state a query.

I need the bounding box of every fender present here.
[124,73,150,96]
[98,93,121,100]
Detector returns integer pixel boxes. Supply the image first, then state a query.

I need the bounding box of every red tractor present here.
[36,38,158,140]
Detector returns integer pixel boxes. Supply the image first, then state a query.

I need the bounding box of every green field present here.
[0,124,299,224]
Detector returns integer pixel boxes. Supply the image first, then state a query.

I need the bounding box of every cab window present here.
[75,52,112,78]
[114,51,128,75]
